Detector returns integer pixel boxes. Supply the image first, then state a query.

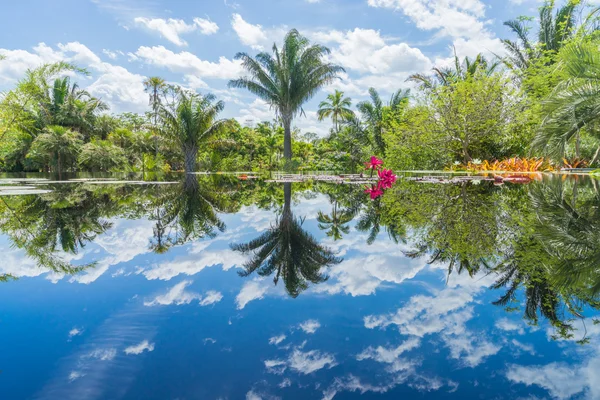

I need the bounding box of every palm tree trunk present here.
[283,182,292,216]
[283,116,292,160]
[184,145,198,173]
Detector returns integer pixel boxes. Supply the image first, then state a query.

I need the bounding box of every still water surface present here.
[0,173,598,399]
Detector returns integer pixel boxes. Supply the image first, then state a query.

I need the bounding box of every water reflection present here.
[232,182,342,298]
[1,174,600,398]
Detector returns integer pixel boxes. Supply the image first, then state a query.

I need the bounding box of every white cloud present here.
[124,340,155,355]
[144,280,201,306]
[444,335,500,367]
[506,361,596,400]
[134,45,242,80]
[357,337,420,364]
[246,390,263,400]
[495,318,525,335]
[231,14,268,50]
[69,328,83,338]
[269,334,287,345]
[236,279,271,310]
[84,348,117,361]
[289,349,337,374]
[199,290,223,306]
[298,320,321,334]
[511,339,535,355]
[134,17,218,47]
[68,370,85,382]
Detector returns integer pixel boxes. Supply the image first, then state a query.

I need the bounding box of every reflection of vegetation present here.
[232,183,342,298]
[379,177,600,341]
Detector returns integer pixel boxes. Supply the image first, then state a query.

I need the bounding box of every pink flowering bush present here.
[363,157,396,200]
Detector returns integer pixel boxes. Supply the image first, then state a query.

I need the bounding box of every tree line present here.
[1,0,599,174]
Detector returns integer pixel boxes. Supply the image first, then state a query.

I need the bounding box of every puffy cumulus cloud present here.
[356,337,420,365]
[511,339,535,356]
[313,233,428,297]
[444,335,500,368]
[298,320,321,334]
[236,279,271,310]
[367,0,487,40]
[506,358,600,400]
[0,42,148,114]
[366,0,504,61]
[231,14,287,51]
[134,45,242,80]
[134,17,218,46]
[124,340,155,355]
[266,348,337,376]
[142,246,246,281]
[71,219,155,284]
[363,271,501,368]
[315,28,431,75]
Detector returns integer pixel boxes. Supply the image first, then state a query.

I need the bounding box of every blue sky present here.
[1,0,548,135]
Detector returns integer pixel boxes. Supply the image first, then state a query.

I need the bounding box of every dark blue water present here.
[0,174,598,399]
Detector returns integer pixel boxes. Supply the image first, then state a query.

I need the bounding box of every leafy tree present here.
[78,140,127,172]
[28,125,82,177]
[229,29,344,161]
[317,90,354,133]
[159,90,227,172]
[357,88,410,155]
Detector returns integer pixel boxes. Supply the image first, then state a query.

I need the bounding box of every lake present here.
[0,173,598,400]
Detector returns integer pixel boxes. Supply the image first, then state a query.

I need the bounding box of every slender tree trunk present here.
[283,116,292,160]
[575,133,581,159]
[590,145,600,167]
[283,182,292,216]
[57,152,62,180]
[183,145,198,173]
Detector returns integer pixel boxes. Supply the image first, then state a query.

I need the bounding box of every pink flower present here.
[364,156,384,170]
[377,169,397,189]
[365,186,384,200]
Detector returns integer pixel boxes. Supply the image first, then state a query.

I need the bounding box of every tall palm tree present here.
[502,0,580,71]
[317,90,354,133]
[231,183,342,298]
[357,88,410,155]
[159,90,227,173]
[29,125,82,178]
[144,76,166,158]
[229,29,344,161]
[533,41,600,158]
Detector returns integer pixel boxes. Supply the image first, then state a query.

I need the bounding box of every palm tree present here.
[317,90,354,133]
[317,203,355,241]
[231,183,342,298]
[28,125,82,178]
[502,0,580,71]
[144,76,166,158]
[159,90,227,173]
[408,51,500,90]
[229,29,344,161]
[533,42,600,158]
[357,88,410,155]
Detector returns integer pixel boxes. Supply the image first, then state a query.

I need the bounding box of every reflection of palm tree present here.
[231,183,342,298]
[356,198,405,245]
[317,200,354,241]
[149,175,228,250]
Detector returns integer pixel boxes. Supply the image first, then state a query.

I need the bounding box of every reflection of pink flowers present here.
[364,156,384,170]
[365,186,384,200]
[377,169,397,189]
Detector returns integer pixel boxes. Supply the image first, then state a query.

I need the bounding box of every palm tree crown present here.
[317,90,354,133]
[229,29,344,160]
